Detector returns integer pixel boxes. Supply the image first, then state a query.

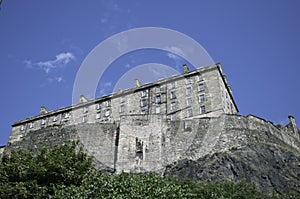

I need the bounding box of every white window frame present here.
[20,125,25,131]
[200,106,206,114]
[41,119,46,125]
[105,109,110,117]
[198,75,203,81]
[170,113,176,121]
[171,81,176,89]
[29,122,34,129]
[155,106,161,114]
[141,90,147,97]
[186,87,192,95]
[198,83,205,92]
[199,94,205,103]
[187,109,193,117]
[170,91,176,99]
[53,115,58,122]
[156,86,161,93]
[155,95,161,103]
[187,97,192,106]
[185,77,192,84]
[170,102,176,110]
[96,112,101,119]
[96,103,102,110]
[119,105,125,113]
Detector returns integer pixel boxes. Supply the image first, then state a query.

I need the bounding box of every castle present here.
[5,63,299,174]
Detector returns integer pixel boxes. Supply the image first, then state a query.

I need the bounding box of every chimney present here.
[80,95,88,103]
[288,115,299,134]
[135,79,141,88]
[40,106,48,115]
[183,64,189,73]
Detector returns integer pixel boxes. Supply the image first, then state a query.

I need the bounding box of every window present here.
[29,122,34,129]
[185,77,192,84]
[83,107,88,113]
[199,94,205,103]
[53,115,58,122]
[140,99,147,107]
[170,91,176,99]
[96,103,102,110]
[105,109,110,117]
[200,106,206,114]
[141,90,147,97]
[155,95,161,103]
[106,100,111,107]
[171,102,176,110]
[20,125,25,131]
[198,83,205,92]
[187,97,192,106]
[141,110,146,115]
[64,112,70,119]
[156,86,161,93]
[170,113,176,121]
[186,87,192,95]
[187,109,193,117]
[82,115,87,123]
[119,105,125,113]
[155,106,161,114]
[171,81,176,89]
[198,75,203,81]
[96,112,101,119]
[41,119,46,125]
[120,96,125,103]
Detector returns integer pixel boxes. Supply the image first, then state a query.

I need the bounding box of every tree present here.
[0,141,93,198]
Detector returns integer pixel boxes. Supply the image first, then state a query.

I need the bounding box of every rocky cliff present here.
[3,114,300,194]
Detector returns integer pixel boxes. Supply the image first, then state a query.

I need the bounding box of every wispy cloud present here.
[24,52,75,74]
[98,81,113,97]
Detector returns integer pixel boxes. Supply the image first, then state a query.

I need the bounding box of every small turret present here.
[135,79,141,88]
[183,64,189,73]
[80,95,88,103]
[40,106,48,115]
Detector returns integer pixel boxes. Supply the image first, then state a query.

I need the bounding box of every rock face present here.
[4,114,300,194]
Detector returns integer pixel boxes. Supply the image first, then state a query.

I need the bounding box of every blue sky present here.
[0,1,300,146]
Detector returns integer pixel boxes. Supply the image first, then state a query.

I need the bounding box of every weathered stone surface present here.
[3,114,300,194]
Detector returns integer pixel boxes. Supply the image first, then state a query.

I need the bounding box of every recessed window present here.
[119,105,125,113]
[187,97,192,106]
[105,109,110,117]
[171,102,176,110]
[171,81,176,89]
[155,106,161,114]
[96,103,102,110]
[198,83,205,92]
[155,95,161,103]
[29,122,34,129]
[96,112,101,119]
[186,87,192,95]
[170,91,176,99]
[199,94,205,103]
[140,99,147,107]
[82,115,87,123]
[185,77,192,84]
[41,119,46,125]
[187,109,193,117]
[106,100,111,107]
[141,110,147,115]
[83,107,88,113]
[200,106,206,114]
[53,115,58,122]
[156,86,161,93]
[170,113,176,121]
[20,125,25,131]
[64,112,70,119]
[141,90,147,97]
[198,75,203,81]
[120,96,125,103]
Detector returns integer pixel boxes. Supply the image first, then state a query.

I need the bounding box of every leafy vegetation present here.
[0,142,299,199]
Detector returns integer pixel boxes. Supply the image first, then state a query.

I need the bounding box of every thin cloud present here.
[98,81,113,97]
[24,52,75,74]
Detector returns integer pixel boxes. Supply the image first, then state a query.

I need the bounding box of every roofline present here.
[216,63,239,112]
[12,63,236,126]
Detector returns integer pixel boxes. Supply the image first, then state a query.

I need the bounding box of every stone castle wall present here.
[4,114,299,173]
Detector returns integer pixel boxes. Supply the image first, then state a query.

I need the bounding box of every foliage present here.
[0,141,93,198]
[1,142,299,199]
